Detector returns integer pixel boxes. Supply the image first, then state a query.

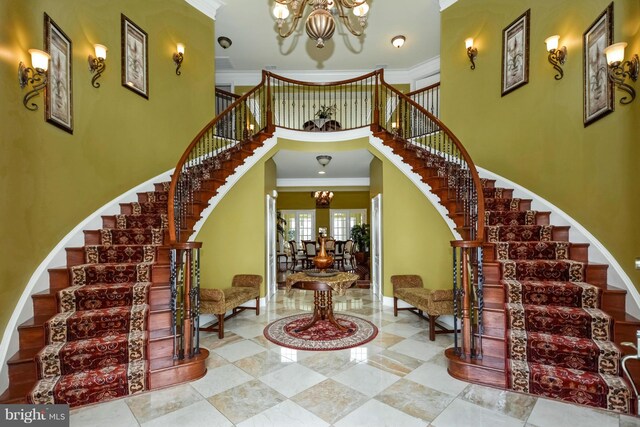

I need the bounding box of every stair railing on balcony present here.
[169,70,484,360]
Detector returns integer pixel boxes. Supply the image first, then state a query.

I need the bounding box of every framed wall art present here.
[44,13,73,134]
[501,9,530,96]
[121,14,149,99]
[583,3,614,127]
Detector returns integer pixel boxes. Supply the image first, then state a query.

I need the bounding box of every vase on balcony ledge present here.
[313,237,334,271]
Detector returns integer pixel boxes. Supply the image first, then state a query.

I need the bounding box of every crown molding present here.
[277,178,370,187]
[439,0,458,11]
[215,56,440,87]
[185,0,226,20]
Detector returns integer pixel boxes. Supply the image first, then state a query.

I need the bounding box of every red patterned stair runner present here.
[482,182,632,413]
[26,185,173,407]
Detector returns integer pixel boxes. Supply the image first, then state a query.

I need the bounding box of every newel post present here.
[265,71,274,133]
[170,241,203,360]
[372,71,381,131]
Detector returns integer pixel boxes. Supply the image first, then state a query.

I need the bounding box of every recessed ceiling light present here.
[318,170,326,175]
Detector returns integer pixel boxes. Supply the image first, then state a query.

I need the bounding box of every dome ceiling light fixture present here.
[316,154,332,174]
[391,35,406,48]
[273,0,369,48]
[217,36,232,49]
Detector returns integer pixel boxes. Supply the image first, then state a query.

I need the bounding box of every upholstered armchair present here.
[200,274,262,338]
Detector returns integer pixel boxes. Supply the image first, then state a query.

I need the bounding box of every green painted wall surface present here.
[277,191,370,232]
[0,0,214,333]
[441,0,640,287]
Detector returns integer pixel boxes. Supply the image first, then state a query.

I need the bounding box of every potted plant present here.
[315,104,337,119]
[350,223,370,265]
[276,211,287,252]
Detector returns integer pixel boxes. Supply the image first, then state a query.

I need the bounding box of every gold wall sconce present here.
[18,49,51,111]
[604,42,638,105]
[544,35,567,80]
[88,44,107,88]
[465,38,477,70]
[173,43,185,76]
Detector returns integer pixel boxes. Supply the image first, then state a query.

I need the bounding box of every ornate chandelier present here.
[272,0,370,48]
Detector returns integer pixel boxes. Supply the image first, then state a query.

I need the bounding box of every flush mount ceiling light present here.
[316,155,332,174]
[273,0,369,48]
[391,35,406,48]
[217,36,232,49]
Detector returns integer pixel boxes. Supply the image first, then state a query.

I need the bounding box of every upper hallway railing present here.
[168,70,484,361]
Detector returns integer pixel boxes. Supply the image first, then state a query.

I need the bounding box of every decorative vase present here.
[313,237,334,271]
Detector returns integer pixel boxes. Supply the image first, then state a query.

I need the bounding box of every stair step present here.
[485,210,551,227]
[483,241,589,262]
[102,213,168,230]
[483,261,607,286]
[66,245,170,266]
[485,198,532,212]
[445,347,507,388]
[84,228,168,246]
[48,264,170,291]
[485,225,570,242]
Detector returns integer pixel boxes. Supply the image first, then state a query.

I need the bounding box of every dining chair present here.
[303,240,317,269]
[288,240,305,271]
[324,238,336,255]
[342,239,355,271]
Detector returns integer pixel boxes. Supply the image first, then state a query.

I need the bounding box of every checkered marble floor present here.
[70,289,640,427]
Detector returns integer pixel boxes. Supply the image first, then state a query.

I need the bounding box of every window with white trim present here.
[330,209,367,241]
[280,210,316,247]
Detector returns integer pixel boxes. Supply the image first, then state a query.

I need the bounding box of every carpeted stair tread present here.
[141,191,168,202]
[484,197,523,211]
[113,214,168,230]
[58,282,151,312]
[70,263,153,286]
[508,330,620,375]
[494,241,570,261]
[45,305,148,344]
[28,360,147,406]
[508,360,630,413]
[487,225,554,242]
[36,331,147,379]
[500,259,585,282]
[482,187,510,198]
[96,228,164,246]
[506,303,612,340]
[485,210,538,226]
[503,279,601,308]
[83,245,158,264]
[124,201,168,214]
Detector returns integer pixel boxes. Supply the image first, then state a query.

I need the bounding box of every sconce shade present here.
[391,35,406,48]
[465,38,474,49]
[353,2,369,17]
[391,121,397,129]
[176,43,185,55]
[545,35,560,52]
[273,3,290,20]
[94,44,107,59]
[604,42,627,64]
[29,49,50,71]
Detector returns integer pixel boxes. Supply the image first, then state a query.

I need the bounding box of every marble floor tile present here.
[190,364,253,398]
[234,349,296,377]
[125,383,203,424]
[374,378,455,422]
[205,351,231,369]
[229,323,268,339]
[371,331,405,349]
[236,399,329,427]
[332,362,401,397]
[381,322,424,338]
[259,363,326,398]
[460,384,537,421]
[298,348,360,376]
[292,379,368,424]
[199,331,243,351]
[334,398,426,427]
[366,349,423,376]
[526,397,619,427]
[620,414,640,427]
[213,339,267,362]
[405,362,469,396]
[208,379,287,424]
[71,399,139,427]
[432,398,524,427]
[140,400,231,427]
[388,338,444,361]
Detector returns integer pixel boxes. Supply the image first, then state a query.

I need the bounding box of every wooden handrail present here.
[264,69,379,87]
[406,81,441,97]
[215,87,240,100]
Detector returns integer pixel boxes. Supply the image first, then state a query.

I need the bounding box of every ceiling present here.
[214,0,442,72]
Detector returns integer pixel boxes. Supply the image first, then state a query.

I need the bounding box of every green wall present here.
[441,0,640,287]
[197,136,453,297]
[277,191,370,232]
[0,0,215,333]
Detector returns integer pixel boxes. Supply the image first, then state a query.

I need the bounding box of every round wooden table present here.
[285,271,358,333]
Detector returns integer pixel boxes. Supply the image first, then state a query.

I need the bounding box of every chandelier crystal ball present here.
[273,0,369,48]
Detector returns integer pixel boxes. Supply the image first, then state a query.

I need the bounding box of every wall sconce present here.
[173,43,185,76]
[18,49,51,111]
[544,35,567,80]
[604,42,639,105]
[465,38,478,70]
[88,44,107,88]
[391,35,406,48]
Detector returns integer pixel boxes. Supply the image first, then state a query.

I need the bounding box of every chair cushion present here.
[222,287,258,312]
[395,288,431,311]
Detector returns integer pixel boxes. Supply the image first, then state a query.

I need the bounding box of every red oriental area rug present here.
[264,314,378,351]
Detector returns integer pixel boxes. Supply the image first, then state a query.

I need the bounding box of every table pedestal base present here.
[294,290,353,333]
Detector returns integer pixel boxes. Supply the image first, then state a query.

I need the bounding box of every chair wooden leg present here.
[255,297,260,315]
[429,316,436,341]
[218,314,224,339]
[394,297,398,317]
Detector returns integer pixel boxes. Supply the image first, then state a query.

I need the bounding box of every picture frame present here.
[121,14,149,99]
[44,13,73,134]
[501,9,530,97]
[582,3,614,127]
